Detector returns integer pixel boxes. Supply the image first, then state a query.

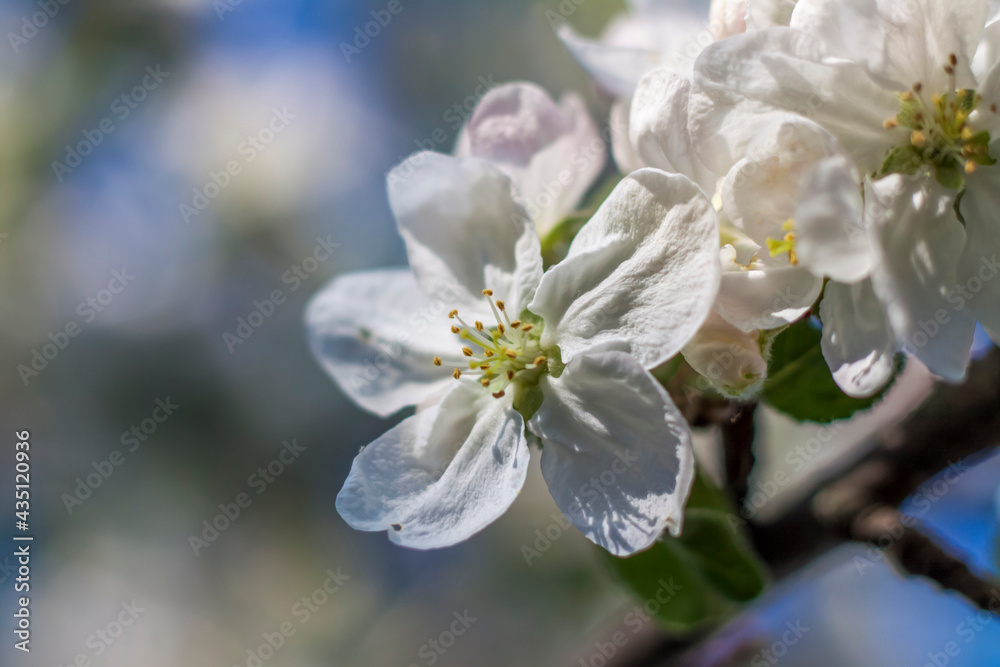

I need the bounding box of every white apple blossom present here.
[555,0,796,99]
[454,82,605,236]
[689,0,995,383]
[306,151,720,555]
[628,67,887,395]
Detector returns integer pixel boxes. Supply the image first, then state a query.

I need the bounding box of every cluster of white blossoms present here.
[306,0,1000,555]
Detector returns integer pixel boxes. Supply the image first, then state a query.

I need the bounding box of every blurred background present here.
[1,0,998,665]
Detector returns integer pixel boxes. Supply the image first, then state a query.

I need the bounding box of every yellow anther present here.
[462,347,474,357]
[911,130,927,148]
[475,321,484,331]
[432,356,442,366]
[883,118,899,130]
[498,323,505,334]
[453,369,462,379]
[966,160,978,174]
[506,370,515,380]
[484,349,495,358]
[451,325,460,334]
[521,324,534,332]
[482,289,493,296]
[510,320,521,329]
[496,300,505,311]
[533,356,546,366]
[504,350,518,359]
[901,91,914,102]
[448,309,458,319]
[962,127,975,141]
[481,378,490,386]
[480,364,491,371]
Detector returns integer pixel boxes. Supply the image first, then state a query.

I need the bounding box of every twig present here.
[721,401,757,507]
[852,505,1000,612]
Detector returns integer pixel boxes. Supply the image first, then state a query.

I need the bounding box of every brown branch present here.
[617,349,1000,666]
[852,506,1000,612]
[721,401,757,507]
[757,348,1000,573]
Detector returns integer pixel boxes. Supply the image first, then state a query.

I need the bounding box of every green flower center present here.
[878,55,996,189]
[434,289,561,406]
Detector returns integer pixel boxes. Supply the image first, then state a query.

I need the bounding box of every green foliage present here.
[540,173,623,267]
[601,472,767,633]
[762,318,897,423]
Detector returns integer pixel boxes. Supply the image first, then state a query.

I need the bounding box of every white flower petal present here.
[957,169,1000,337]
[306,269,463,417]
[530,169,720,369]
[791,0,988,92]
[455,83,605,234]
[610,99,648,174]
[556,23,666,98]
[819,279,897,398]
[336,382,529,549]
[867,176,977,381]
[746,0,797,29]
[721,115,842,244]
[388,152,543,317]
[529,347,695,555]
[716,265,824,332]
[795,155,873,283]
[690,28,902,175]
[630,68,719,192]
[974,21,1000,135]
[682,312,768,398]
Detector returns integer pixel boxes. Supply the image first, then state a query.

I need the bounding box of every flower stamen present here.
[438,287,551,397]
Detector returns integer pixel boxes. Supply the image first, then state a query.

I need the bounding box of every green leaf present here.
[600,471,767,633]
[879,144,924,177]
[679,509,768,602]
[762,317,899,423]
